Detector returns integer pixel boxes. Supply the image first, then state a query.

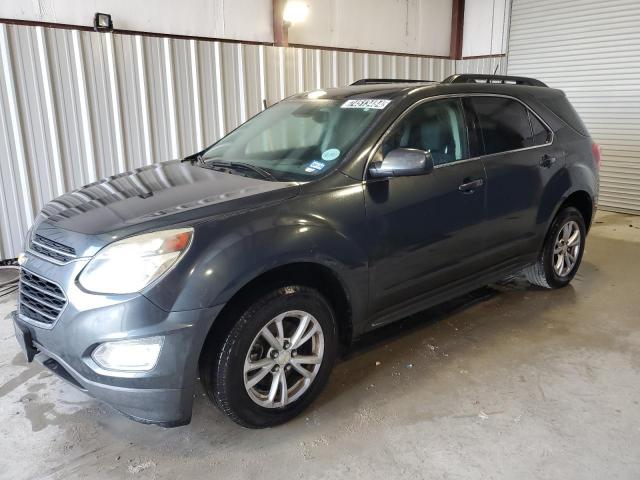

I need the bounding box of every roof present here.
[293,83,557,103]
[290,74,553,102]
[291,82,436,101]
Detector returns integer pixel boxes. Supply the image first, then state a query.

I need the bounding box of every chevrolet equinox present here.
[12,74,599,428]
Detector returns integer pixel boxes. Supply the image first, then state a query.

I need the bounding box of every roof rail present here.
[441,74,547,87]
[350,78,433,86]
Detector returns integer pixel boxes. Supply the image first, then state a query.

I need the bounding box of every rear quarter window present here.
[536,92,590,136]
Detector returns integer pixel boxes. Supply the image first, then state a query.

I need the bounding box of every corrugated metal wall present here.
[0,23,504,258]
[507,0,640,214]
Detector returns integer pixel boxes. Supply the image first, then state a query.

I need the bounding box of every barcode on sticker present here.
[341,99,391,109]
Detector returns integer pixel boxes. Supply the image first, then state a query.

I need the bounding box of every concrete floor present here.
[1,211,639,480]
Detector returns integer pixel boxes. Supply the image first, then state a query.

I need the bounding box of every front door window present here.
[380,98,469,166]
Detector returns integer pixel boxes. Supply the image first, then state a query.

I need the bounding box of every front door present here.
[365,98,488,322]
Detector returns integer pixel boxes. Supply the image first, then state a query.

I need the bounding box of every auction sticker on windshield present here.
[341,99,391,109]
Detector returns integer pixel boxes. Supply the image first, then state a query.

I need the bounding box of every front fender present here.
[144,187,369,323]
[205,222,368,308]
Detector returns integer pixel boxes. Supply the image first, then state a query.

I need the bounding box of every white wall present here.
[0,0,273,42]
[287,0,453,57]
[462,0,510,57]
[2,0,508,58]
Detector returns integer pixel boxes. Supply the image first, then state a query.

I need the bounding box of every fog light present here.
[92,336,164,371]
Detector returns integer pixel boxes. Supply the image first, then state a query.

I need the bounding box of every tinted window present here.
[469,97,532,155]
[528,110,551,146]
[537,91,589,136]
[381,98,469,166]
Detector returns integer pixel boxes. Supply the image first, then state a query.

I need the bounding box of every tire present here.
[201,285,337,428]
[524,206,586,289]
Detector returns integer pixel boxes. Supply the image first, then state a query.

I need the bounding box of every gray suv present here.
[12,74,599,428]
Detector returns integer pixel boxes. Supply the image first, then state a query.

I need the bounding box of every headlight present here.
[78,227,193,294]
[92,336,164,371]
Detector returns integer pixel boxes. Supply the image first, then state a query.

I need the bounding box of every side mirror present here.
[368,148,434,178]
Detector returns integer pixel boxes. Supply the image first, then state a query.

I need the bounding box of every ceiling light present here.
[93,13,113,32]
[283,2,309,25]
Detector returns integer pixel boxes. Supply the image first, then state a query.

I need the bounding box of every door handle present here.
[539,154,557,168]
[458,178,484,193]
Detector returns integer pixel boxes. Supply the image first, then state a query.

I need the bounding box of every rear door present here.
[364,98,488,320]
[463,95,561,265]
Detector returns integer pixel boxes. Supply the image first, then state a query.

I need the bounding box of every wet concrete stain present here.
[20,392,58,432]
[27,381,47,393]
[11,352,27,366]
[18,389,105,433]
[0,366,41,399]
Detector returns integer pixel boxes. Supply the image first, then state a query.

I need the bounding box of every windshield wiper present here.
[202,160,277,181]
[181,151,205,164]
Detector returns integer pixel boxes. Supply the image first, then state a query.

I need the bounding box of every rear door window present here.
[468,97,532,155]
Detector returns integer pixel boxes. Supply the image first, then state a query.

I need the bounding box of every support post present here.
[450,0,465,60]
[273,0,288,47]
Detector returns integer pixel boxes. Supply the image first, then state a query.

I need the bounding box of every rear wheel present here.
[201,285,337,428]
[524,206,586,289]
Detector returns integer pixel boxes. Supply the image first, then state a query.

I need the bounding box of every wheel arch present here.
[530,186,594,265]
[198,261,355,369]
[553,189,594,232]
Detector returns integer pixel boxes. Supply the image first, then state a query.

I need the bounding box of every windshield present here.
[199,98,387,181]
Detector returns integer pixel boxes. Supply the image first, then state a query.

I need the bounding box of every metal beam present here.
[272,0,288,47]
[450,0,465,60]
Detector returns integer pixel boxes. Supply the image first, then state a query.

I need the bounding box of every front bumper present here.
[12,295,223,427]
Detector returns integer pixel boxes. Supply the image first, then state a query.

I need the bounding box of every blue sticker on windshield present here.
[322,148,340,161]
[304,160,326,173]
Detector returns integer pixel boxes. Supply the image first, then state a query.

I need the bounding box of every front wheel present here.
[201,285,337,428]
[524,206,586,289]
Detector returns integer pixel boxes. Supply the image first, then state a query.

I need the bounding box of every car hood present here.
[31,160,299,255]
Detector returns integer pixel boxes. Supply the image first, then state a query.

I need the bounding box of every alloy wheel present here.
[243,310,324,408]
[553,220,581,277]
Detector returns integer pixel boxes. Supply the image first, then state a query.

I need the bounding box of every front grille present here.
[30,234,76,263]
[19,270,67,325]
